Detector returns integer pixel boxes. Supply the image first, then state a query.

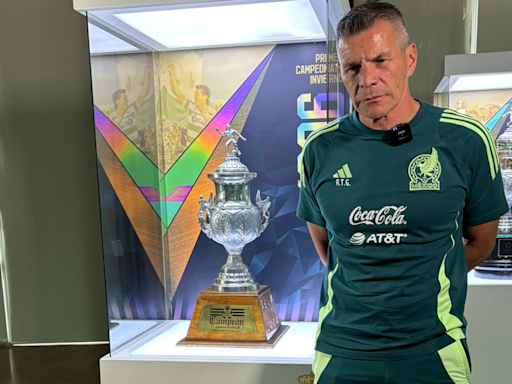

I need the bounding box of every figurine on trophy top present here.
[213,124,251,174]
[215,124,246,157]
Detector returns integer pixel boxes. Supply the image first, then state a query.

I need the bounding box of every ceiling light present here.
[114,0,325,50]
[450,73,512,92]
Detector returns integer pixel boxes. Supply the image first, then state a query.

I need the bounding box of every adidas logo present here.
[333,164,352,187]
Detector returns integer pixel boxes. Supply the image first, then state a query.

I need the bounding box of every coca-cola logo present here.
[349,206,407,226]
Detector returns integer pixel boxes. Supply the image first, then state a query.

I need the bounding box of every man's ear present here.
[406,42,417,77]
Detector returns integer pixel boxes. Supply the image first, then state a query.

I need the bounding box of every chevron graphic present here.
[95,50,274,229]
[95,49,275,297]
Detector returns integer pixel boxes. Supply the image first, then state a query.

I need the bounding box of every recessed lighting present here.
[114,0,325,50]
[450,73,512,92]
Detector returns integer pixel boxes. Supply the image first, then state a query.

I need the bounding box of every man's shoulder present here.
[303,114,352,152]
[185,99,199,112]
[437,108,493,146]
[435,108,498,176]
[206,106,216,116]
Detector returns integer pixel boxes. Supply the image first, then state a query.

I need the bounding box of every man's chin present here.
[357,107,388,121]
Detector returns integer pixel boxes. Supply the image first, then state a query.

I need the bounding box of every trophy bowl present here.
[198,125,270,292]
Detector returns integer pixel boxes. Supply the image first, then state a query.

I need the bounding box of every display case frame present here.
[434,51,512,285]
[434,51,512,384]
[77,1,350,382]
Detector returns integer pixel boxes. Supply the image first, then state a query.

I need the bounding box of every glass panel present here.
[0,217,8,342]
[86,0,339,356]
[433,76,450,108]
[327,0,350,122]
[434,72,512,284]
[88,35,168,353]
[447,88,512,127]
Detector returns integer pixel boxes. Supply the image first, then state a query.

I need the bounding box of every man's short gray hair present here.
[337,0,410,50]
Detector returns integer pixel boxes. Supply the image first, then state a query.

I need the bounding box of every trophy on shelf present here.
[475,129,512,278]
[178,124,289,347]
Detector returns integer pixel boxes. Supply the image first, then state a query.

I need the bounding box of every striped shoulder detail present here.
[437,210,465,341]
[299,118,341,186]
[315,259,339,342]
[439,109,499,180]
[303,118,341,150]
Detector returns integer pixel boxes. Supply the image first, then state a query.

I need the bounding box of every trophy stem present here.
[211,254,260,292]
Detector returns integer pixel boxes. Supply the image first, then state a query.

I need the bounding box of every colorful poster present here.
[449,89,512,125]
[91,42,344,321]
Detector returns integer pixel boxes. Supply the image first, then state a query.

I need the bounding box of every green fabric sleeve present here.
[463,135,509,226]
[464,170,509,227]
[297,147,326,227]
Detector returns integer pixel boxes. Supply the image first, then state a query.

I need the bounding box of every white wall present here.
[466,286,512,384]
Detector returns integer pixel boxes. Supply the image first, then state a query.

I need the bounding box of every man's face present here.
[194,88,207,105]
[116,93,129,109]
[337,21,417,121]
[490,106,500,116]
[467,110,480,119]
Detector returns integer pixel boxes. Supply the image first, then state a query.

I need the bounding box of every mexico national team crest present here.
[408,148,442,191]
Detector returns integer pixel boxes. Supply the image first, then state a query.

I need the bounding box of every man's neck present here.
[197,101,208,113]
[358,96,420,131]
[116,105,128,117]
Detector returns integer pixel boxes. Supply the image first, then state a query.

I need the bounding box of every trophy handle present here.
[256,190,271,233]
[261,208,270,232]
[198,194,213,238]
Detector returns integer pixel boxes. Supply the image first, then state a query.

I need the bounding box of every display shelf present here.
[109,319,163,352]
[100,321,316,384]
[467,270,512,286]
[111,321,316,362]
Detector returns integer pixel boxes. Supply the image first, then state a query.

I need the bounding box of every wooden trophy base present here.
[178,286,289,348]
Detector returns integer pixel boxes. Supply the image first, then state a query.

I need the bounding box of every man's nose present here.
[359,64,378,88]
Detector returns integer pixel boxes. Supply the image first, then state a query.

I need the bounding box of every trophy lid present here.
[214,155,250,173]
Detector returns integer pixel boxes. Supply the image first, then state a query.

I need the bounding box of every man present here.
[488,104,501,119]
[111,65,153,149]
[297,1,508,383]
[168,63,216,146]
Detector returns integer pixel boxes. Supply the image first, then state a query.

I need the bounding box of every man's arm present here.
[307,222,328,266]
[168,64,186,105]
[136,65,151,107]
[463,219,499,271]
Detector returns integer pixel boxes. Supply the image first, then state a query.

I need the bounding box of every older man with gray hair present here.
[297,1,507,383]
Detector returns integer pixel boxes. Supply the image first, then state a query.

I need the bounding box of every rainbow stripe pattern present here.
[95,51,273,228]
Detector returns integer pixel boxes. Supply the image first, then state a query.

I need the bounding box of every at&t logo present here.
[350,232,407,245]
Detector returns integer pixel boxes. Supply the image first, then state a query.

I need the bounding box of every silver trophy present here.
[198,124,271,292]
[497,130,512,233]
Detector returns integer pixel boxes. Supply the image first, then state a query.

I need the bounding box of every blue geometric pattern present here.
[488,98,512,139]
[172,43,343,321]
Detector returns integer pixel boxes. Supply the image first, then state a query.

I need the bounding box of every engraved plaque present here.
[178,286,289,347]
[196,305,257,334]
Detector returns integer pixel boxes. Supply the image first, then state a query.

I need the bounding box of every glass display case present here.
[75,0,350,381]
[434,51,512,284]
